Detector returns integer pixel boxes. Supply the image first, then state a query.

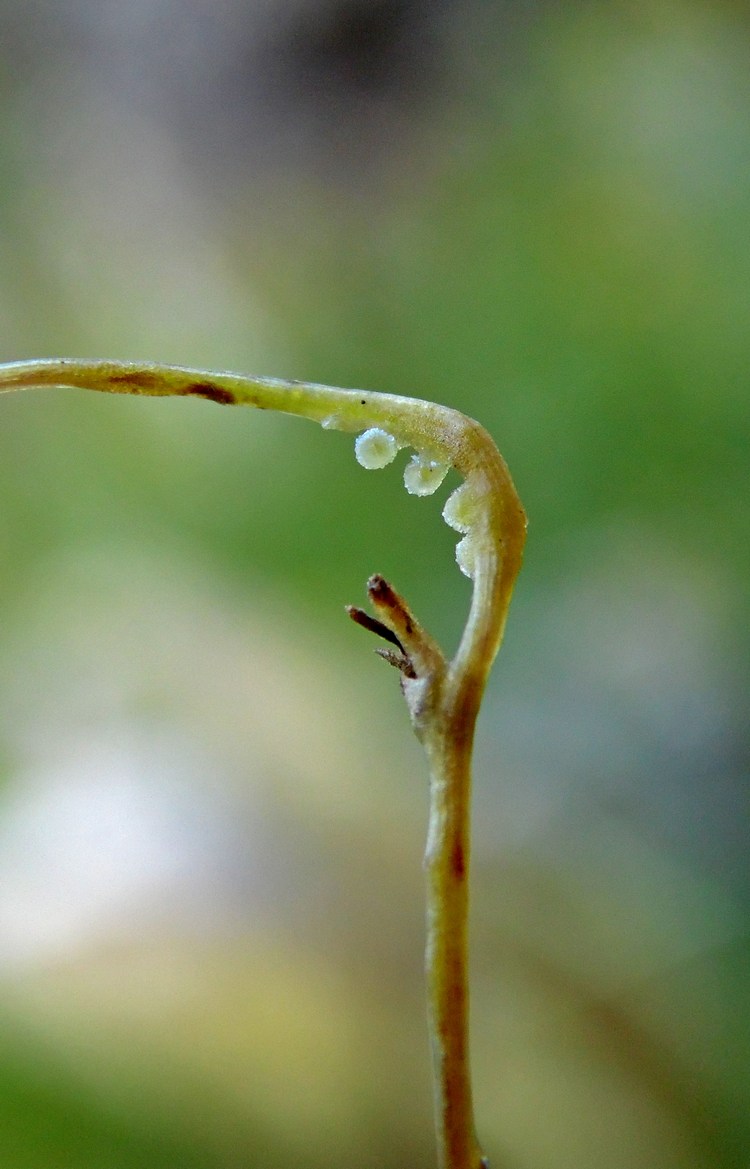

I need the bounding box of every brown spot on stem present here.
[451,841,466,880]
[183,381,236,405]
[107,371,160,390]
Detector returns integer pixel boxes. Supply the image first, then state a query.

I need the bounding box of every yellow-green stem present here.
[424,723,481,1169]
[0,357,527,1169]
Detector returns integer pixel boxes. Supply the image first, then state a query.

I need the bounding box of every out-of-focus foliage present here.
[0,2,747,1167]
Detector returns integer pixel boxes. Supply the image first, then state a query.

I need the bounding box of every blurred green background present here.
[0,1,748,1166]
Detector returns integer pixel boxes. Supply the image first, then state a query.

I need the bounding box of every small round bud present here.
[403,454,450,496]
[442,482,480,533]
[354,428,398,469]
[455,533,479,579]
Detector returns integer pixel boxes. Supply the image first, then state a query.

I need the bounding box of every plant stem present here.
[0,357,526,1169]
[361,561,523,1169]
[424,722,481,1169]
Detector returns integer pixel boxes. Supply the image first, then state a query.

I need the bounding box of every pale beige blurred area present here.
[0,1,747,1167]
[0,542,432,1164]
[0,534,741,1168]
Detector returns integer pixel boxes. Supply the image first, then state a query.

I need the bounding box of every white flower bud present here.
[354,428,398,469]
[403,454,450,496]
[442,482,480,533]
[455,533,479,579]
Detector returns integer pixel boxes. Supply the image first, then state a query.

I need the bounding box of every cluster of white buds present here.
[442,482,482,579]
[354,430,482,580]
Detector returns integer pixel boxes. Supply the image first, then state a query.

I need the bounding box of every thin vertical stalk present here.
[424,724,482,1169]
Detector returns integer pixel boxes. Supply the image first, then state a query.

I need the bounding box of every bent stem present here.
[0,358,526,1169]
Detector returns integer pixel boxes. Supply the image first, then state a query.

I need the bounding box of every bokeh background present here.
[0,2,748,1166]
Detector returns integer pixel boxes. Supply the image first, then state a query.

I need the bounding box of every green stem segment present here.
[0,358,526,1169]
[424,726,480,1169]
